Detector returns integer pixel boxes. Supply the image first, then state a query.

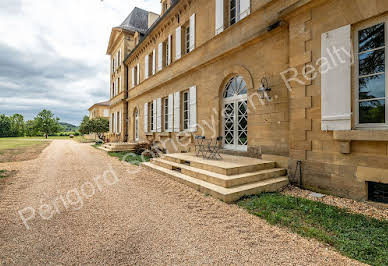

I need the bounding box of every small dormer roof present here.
[116,7,149,34]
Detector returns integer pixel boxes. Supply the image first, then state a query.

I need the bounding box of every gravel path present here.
[0,140,363,265]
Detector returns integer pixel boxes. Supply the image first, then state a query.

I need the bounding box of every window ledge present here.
[333,130,388,141]
[158,132,171,137]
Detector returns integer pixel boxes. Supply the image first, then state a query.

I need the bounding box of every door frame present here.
[222,94,248,151]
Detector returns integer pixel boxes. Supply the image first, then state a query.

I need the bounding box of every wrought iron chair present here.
[207,136,223,160]
[194,135,206,157]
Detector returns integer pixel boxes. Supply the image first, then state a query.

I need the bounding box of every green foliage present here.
[25,120,38,137]
[79,116,90,135]
[0,114,25,137]
[79,116,108,140]
[34,109,61,139]
[237,193,388,265]
[0,115,12,137]
[108,151,150,166]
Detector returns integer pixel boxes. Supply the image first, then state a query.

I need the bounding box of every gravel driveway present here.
[0,140,362,265]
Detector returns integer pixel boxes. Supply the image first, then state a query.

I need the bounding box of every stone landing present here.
[142,153,288,203]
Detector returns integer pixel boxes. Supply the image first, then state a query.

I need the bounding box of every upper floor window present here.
[165,39,170,66]
[230,0,237,26]
[356,22,387,126]
[112,58,115,73]
[185,24,190,55]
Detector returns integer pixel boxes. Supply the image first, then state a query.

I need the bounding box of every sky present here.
[0,0,160,125]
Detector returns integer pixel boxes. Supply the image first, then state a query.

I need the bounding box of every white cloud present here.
[0,0,161,125]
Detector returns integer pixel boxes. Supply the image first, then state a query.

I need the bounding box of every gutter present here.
[123,0,180,64]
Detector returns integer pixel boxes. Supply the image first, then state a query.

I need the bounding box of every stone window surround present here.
[353,17,388,129]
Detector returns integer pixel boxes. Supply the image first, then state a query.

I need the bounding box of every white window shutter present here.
[136,63,140,84]
[152,48,156,75]
[189,86,197,132]
[119,111,122,133]
[168,34,172,65]
[176,26,181,60]
[239,0,250,20]
[321,25,351,131]
[145,55,149,79]
[215,0,224,34]
[189,14,195,52]
[158,43,163,71]
[109,115,112,132]
[152,99,157,132]
[174,91,180,132]
[157,98,162,132]
[168,94,173,132]
[144,103,148,132]
[131,68,135,88]
[113,112,116,133]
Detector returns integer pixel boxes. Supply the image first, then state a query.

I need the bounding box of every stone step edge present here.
[142,162,288,203]
[152,158,287,188]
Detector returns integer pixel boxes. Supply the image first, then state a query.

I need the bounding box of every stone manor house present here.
[102,0,388,203]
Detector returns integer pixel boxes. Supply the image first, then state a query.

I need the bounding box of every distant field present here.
[0,138,51,163]
[0,136,94,163]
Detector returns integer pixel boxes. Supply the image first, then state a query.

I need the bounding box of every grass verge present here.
[237,193,388,265]
[0,139,51,163]
[0,169,17,179]
[108,151,150,166]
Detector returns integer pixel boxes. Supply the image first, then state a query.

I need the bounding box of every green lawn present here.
[237,193,388,265]
[108,151,150,166]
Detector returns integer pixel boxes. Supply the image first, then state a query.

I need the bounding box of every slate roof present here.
[117,7,149,34]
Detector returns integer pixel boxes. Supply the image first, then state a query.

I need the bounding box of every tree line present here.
[0,109,61,138]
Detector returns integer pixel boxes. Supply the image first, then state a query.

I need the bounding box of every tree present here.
[79,116,91,135]
[10,114,25,137]
[34,109,61,139]
[0,115,11,137]
[89,117,109,140]
[25,120,39,137]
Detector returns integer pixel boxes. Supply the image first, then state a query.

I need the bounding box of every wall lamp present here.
[258,77,271,100]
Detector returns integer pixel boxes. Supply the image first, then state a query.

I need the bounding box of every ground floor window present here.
[183,91,189,130]
[163,97,169,131]
[149,102,154,131]
[135,108,139,141]
[356,22,387,126]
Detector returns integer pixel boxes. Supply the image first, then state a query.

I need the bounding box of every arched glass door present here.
[223,76,248,151]
[135,108,139,142]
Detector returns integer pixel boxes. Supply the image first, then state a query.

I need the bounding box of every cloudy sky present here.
[0,0,160,125]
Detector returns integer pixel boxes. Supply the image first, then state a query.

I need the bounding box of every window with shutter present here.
[152,48,156,75]
[118,111,121,133]
[144,103,148,132]
[189,86,197,132]
[176,26,182,60]
[136,63,140,84]
[131,68,135,88]
[158,42,163,71]
[215,0,224,35]
[239,0,250,20]
[168,94,173,132]
[189,14,195,52]
[157,98,162,132]
[145,55,149,79]
[174,92,180,132]
[168,34,172,65]
[152,100,157,132]
[321,25,351,130]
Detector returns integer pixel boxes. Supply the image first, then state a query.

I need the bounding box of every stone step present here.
[152,158,287,188]
[142,162,288,203]
[162,153,275,175]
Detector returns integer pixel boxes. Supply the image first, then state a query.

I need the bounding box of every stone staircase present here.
[99,142,137,152]
[142,153,288,203]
